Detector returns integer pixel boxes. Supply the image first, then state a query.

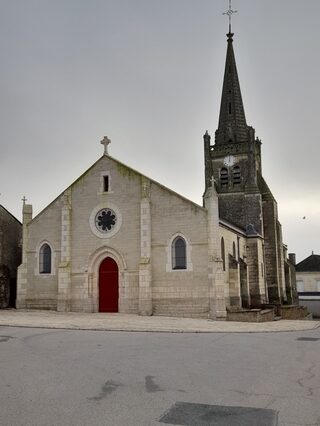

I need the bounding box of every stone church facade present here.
[16,30,296,318]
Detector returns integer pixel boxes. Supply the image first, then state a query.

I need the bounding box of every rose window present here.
[95,208,117,233]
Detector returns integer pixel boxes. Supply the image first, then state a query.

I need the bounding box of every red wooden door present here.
[99,257,119,312]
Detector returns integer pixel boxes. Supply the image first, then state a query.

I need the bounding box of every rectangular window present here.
[297,280,304,292]
[103,175,109,192]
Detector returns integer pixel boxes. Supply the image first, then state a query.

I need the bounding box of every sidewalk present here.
[0,309,319,333]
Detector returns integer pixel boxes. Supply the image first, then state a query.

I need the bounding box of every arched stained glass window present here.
[39,243,52,274]
[172,237,187,270]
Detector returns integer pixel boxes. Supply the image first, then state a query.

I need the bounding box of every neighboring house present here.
[16,27,296,318]
[0,205,22,308]
[296,254,320,318]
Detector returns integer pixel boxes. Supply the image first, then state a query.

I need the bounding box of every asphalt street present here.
[0,326,319,426]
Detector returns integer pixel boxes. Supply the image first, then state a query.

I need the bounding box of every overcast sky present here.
[0,0,319,263]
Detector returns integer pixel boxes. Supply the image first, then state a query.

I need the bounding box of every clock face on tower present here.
[223,155,235,167]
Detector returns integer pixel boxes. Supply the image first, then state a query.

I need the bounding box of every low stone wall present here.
[278,305,309,320]
[226,308,274,322]
[258,303,280,315]
[153,298,209,318]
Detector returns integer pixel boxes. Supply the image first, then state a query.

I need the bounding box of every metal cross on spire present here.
[22,196,27,205]
[223,0,237,33]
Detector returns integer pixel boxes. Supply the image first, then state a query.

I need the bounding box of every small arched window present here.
[39,243,52,274]
[232,165,241,186]
[172,237,187,270]
[220,168,229,188]
[221,237,226,271]
[233,241,236,258]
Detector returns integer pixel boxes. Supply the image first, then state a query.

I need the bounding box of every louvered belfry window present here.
[233,165,241,186]
[220,168,229,187]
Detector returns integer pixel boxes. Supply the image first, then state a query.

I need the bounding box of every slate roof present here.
[0,205,22,225]
[295,254,320,272]
[215,32,248,145]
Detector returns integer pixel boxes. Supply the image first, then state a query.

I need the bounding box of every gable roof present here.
[0,205,22,225]
[296,254,320,272]
[31,154,206,223]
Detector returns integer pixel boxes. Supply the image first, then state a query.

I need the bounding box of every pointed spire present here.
[215,32,248,145]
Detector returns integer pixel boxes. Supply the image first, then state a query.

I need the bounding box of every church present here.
[16,26,297,319]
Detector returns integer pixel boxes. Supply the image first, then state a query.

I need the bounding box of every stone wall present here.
[151,181,209,318]
[278,305,309,320]
[24,196,62,310]
[227,308,274,322]
[220,225,246,308]
[0,206,22,308]
[246,237,267,305]
[218,194,246,230]
[262,198,281,303]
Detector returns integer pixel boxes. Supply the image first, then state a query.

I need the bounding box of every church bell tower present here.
[203,3,296,307]
[204,28,263,236]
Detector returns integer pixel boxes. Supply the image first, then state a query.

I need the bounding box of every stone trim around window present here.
[89,202,122,239]
[166,233,193,272]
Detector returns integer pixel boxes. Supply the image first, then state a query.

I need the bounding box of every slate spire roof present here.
[215,32,248,145]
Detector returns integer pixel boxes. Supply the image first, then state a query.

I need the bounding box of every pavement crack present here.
[296,361,316,397]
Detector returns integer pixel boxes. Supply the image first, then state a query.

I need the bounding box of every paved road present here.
[0,326,319,426]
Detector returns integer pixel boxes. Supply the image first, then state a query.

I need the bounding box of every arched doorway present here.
[99,257,119,312]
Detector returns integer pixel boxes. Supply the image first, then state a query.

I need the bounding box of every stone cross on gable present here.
[22,196,27,205]
[101,136,111,155]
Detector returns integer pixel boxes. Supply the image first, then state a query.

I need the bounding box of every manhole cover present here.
[296,337,320,341]
[159,402,278,426]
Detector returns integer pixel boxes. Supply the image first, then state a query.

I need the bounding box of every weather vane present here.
[223,0,237,33]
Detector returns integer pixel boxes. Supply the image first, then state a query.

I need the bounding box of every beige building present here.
[16,28,296,318]
[296,254,320,318]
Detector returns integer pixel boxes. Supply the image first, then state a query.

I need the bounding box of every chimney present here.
[288,253,296,265]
